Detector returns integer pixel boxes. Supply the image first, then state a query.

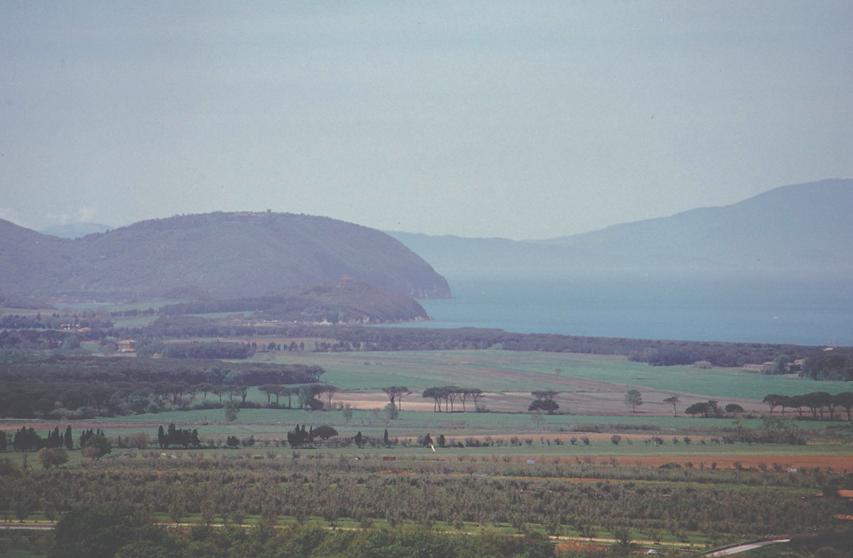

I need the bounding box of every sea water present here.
[403,275,853,346]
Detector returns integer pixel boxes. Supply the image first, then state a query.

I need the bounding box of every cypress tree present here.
[65,426,73,450]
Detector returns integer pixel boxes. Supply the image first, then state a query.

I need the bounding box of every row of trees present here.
[157,424,201,448]
[526,389,644,415]
[257,384,338,410]
[116,321,828,370]
[684,400,746,418]
[0,356,324,418]
[4,426,74,452]
[285,424,340,447]
[421,387,485,412]
[763,392,853,420]
[2,426,112,458]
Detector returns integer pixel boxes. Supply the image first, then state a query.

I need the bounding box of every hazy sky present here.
[1,2,851,238]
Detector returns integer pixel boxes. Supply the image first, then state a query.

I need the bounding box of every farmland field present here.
[248,350,852,417]
[2,348,852,557]
[253,350,851,398]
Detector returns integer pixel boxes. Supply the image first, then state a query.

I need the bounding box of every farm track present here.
[0,520,703,551]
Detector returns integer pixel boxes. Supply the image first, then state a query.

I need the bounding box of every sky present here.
[1,1,851,239]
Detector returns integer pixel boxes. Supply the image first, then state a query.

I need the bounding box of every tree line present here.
[0,356,323,418]
[421,387,485,412]
[2,426,109,454]
[763,392,853,420]
[6,310,850,378]
[121,319,853,373]
[137,340,256,360]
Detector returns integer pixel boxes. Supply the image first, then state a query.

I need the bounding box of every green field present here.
[251,349,851,399]
[4,405,844,447]
[75,406,846,437]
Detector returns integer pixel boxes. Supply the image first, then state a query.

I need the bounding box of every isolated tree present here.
[528,399,559,414]
[663,396,679,417]
[311,425,338,440]
[224,400,240,422]
[624,389,643,413]
[287,425,310,447]
[725,403,745,414]
[685,402,710,417]
[384,403,399,421]
[341,404,353,424]
[81,434,111,459]
[529,390,560,414]
[37,448,69,469]
[383,386,411,412]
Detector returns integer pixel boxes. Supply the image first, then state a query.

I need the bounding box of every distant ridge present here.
[41,222,111,239]
[390,179,853,278]
[0,212,451,301]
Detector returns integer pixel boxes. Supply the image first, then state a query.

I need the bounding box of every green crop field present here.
[251,349,851,400]
[47,406,843,440]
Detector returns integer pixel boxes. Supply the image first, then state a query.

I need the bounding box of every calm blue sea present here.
[405,276,853,346]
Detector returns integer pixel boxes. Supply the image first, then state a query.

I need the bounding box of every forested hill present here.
[0,212,451,301]
[391,178,853,278]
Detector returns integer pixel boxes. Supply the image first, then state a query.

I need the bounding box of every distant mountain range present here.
[1,212,450,302]
[390,179,853,279]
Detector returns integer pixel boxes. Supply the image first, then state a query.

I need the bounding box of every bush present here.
[81,435,111,459]
[528,400,559,414]
[37,448,69,469]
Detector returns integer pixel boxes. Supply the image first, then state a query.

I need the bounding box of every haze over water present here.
[407,276,853,346]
